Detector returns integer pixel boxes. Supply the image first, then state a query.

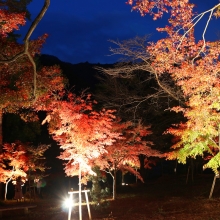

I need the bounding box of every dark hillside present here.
[38,54,113,93]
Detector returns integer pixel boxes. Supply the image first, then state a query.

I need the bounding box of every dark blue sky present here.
[20,1,220,64]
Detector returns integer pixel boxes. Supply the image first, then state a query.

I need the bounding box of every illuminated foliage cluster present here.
[0,9,25,37]
[127,0,194,21]
[41,92,121,181]
[41,91,161,198]
[0,1,65,193]
[0,141,49,183]
[95,120,162,199]
[0,34,65,112]
[97,120,161,181]
[127,1,220,172]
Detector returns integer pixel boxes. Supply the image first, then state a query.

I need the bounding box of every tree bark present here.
[113,170,117,200]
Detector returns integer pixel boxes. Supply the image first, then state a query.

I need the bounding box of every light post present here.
[67,189,92,220]
[66,159,92,220]
[67,193,73,220]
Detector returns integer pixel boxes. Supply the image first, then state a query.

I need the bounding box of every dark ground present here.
[1,174,220,220]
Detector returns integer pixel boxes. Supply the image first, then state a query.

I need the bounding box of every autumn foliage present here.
[0,9,25,37]
[126,1,220,172]
[94,120,162,199]
[98,120,160,177]
[0,141,49,200]
[0,1,65,151]
[0,1,65,199]
[0,34,65,109]
[0,141,49,182]
[41,92,121,180]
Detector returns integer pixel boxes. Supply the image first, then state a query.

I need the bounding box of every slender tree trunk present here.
[139,155,146,181]
[174,159,178,174]
[5,167,15,200]
[209,175,217,199]
[121,171,124,184]
[5,177,12,201]
[112,170,117,200]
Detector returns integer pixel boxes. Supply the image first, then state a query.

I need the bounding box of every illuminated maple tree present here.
[93,120,161,199]
[124,1,220,172]
[41,91,122,216]
[0,33,65,147]
[0,1,65,201]
[41,92,121,177]
[40,90,162,200]
[0,141,49,200]
[127,1,220,30]
[0,0,64,147]
[0,0,57,199]
[0,0,51,97]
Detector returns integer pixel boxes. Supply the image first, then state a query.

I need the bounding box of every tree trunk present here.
[121,171,124,184]
[112,170,116,200]
[139,155,146,181]
[5,177,12,201]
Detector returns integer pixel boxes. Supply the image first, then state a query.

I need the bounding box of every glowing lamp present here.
[63,198,74,208]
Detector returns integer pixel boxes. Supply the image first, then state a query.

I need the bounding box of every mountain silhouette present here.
[38,54,113,93]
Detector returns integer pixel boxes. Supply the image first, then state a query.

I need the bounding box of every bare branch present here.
[177,3,220,56]
[94,36,186,120]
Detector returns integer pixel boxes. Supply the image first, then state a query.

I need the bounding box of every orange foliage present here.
[95,120,162,182]
[0,141,49,183]
[127,0,194,22]
[0,33,65,113]
[0,9,25,37]
[127,1,220,170]
[41,92,121,179]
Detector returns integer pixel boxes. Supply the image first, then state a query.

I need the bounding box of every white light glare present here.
[63,198,74,208]
[122,182,128,186]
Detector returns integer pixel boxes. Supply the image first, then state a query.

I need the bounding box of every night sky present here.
[19,1,220,64]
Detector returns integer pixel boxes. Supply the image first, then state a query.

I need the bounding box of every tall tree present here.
[0,0,51,97]
[0,1,25,147]
[124,1,220,172]
[94,120,162,200]
[41,91,121,219]
[0,1,65,156]
[95,61,183,153]
[0,33,65,148]
[41,92,121,179]
[0,0,64,149]
[0,141,49,200]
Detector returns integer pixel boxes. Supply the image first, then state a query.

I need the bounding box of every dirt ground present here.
[1,174,220,220]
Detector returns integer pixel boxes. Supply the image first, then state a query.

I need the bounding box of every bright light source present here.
[122,182,128,186]
[63,198,74,208]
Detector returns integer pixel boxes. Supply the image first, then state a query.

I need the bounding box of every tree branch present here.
[0,0,50,98]
[177,3,220,57]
